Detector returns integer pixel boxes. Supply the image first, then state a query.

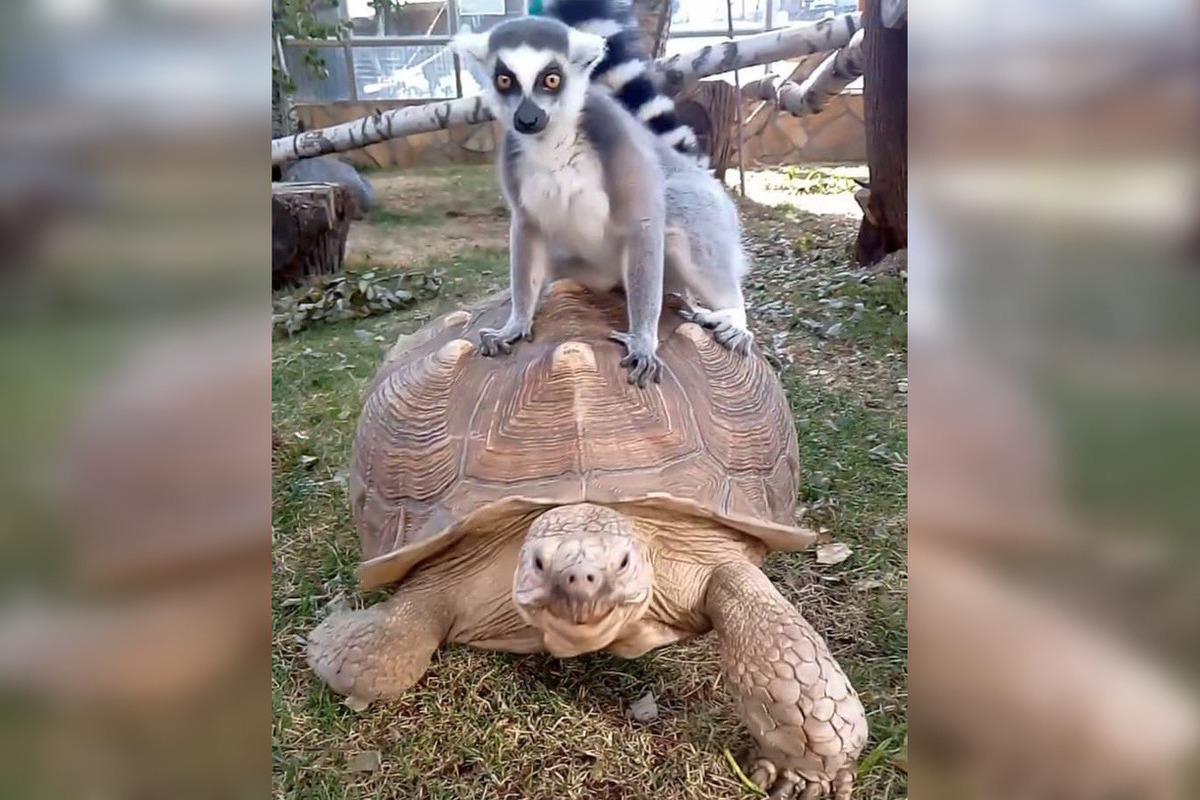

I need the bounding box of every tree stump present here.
[271,182,352,290]
[675,81,740,182]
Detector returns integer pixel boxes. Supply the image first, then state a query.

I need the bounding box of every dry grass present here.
[272,164,907,800]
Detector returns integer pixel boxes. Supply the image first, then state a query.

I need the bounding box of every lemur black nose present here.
[513,98,548,134]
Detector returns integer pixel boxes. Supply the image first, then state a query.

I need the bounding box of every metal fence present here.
[279,0,860,104]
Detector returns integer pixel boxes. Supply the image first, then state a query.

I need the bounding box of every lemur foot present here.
[479,322,532,356]
[678,304,755,356]
[607,331,663,387]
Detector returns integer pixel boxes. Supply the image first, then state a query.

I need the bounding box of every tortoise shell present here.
[350,280,811,589]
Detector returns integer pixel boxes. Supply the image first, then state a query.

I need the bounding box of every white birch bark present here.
[778,28,865,116]
[741,28,865,118]
[272,13,862,165]
[652,12,860,95]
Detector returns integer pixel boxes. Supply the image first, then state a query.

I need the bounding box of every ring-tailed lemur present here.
[451,16,752,386]
[530,0,708,167]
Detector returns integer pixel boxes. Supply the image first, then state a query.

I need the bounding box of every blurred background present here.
[0,0,269,797]
[909,0,1200,798]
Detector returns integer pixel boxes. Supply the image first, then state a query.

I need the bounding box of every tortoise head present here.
[512,503,653,657]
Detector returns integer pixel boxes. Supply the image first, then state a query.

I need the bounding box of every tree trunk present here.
[853,0,907,267]
[631,0,673,59]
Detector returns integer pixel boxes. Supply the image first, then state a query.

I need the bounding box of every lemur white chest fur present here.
[514,133,612,263]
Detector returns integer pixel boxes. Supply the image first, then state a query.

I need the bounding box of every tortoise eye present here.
[495,73,513,91]
[542,72,561,91]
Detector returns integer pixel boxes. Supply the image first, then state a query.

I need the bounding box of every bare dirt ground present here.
[346,168,510,269]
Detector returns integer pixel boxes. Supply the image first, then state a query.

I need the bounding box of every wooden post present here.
[853,0,906,266]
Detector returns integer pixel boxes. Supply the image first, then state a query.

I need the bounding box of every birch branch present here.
[741,28,864,117]
[271,13,861,165]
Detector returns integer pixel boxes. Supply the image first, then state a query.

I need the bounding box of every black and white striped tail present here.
[542,0,709,168]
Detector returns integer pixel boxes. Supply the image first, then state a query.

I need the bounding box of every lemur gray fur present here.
[534,0,709,168]
[451,16,752,386]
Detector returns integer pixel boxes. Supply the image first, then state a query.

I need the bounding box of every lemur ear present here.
[566,29,607,73]
[449,32,491,65]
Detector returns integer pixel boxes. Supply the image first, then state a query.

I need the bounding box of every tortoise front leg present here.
[705,561,868,799]
[307,585,451,708]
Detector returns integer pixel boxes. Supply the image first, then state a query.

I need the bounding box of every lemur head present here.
[451,17,606,137]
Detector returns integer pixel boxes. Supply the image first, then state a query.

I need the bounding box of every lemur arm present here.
[607,144,667,386]
[480,213,549,356]
[617,203,665,347]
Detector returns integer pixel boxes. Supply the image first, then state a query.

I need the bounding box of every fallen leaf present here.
[816,542,853,566]
[344,695,371,712]
[347,750,381,773]
[626,691,658,722]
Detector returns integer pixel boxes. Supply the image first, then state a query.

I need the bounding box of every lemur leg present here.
[665,227,754,356]
[705,561,868,800]
[307,583,452,708]
[480,216,548,356]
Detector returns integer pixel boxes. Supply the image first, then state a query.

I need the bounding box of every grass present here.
[272,165,907,799]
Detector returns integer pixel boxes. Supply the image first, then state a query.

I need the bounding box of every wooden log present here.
[271,182,352,289]
[271,13,861,165]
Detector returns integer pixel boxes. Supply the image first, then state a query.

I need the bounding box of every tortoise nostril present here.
[567,574,575,584]
[585,573,594,583]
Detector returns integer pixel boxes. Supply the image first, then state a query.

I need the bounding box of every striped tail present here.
[538,0,709,167]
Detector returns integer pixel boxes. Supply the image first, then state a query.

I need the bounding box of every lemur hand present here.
[608,331,663,387]
[479,320,533,356]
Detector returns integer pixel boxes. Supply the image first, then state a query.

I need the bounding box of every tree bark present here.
[631,0,673,59]
[853,0,907,266]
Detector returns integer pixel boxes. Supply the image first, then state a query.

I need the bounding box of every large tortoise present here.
[308,280,868,798]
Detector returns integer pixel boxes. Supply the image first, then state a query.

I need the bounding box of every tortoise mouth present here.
[532,603,637,655]
[514,589,653,655]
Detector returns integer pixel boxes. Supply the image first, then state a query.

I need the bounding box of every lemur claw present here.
[608,331,663,387]
[479,324,532,357]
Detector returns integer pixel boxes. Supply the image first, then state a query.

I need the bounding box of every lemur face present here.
[451,18,606,138]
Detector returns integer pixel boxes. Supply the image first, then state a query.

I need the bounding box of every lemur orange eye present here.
[542,72,561,91]
[495,74,512,91]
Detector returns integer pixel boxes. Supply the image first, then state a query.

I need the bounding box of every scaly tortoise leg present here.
[306,586,451,708]
[705,561,868,799]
